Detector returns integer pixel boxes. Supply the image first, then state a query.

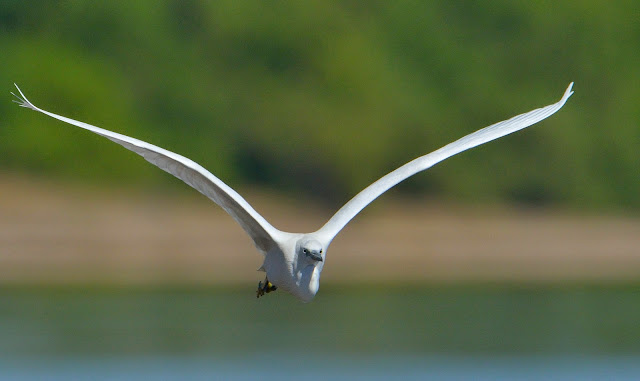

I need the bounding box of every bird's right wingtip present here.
[11,83,37,111]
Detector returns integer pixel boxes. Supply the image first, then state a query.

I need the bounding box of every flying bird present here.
[12,83,573,302]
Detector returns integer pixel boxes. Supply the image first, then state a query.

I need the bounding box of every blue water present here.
[3,285,640,379]
[3,355,640,380]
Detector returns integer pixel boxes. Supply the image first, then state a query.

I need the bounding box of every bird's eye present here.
[303,249,308,253]
[320,250,323,254]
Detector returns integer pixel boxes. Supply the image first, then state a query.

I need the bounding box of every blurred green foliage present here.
[1,1,638,210]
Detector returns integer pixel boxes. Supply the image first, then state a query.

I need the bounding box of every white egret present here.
[12,83,573,302]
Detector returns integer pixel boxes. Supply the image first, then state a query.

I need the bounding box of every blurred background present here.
[1,1,639,379]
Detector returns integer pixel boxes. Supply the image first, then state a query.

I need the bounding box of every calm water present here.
[3,355,640,380]
[1,284,640,379]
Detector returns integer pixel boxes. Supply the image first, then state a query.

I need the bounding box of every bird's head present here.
[299,238,324,263]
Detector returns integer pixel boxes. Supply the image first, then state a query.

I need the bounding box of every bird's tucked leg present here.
[256,276,277,298]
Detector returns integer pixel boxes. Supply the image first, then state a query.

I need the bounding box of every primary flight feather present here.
[12,82,574,302]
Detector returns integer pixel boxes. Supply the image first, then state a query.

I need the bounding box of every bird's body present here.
[12,83,574,302]
[259,234,322,301]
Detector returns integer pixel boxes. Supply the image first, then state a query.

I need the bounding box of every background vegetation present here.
[1,1,638,211]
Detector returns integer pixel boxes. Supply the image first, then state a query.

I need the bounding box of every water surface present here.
[1,284,640,379]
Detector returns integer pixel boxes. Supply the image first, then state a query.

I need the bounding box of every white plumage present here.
[12,82,573,302]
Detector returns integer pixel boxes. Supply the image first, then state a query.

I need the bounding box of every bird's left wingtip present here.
[563,82,575,102]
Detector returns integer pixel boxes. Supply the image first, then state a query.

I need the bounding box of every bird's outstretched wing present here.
[12,85,285,252]
[316,83,574,244]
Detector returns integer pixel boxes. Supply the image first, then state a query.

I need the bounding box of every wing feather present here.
[316,83,574,243]
[12,85,284,252]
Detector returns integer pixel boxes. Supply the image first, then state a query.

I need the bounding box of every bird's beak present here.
[308,251,323,262]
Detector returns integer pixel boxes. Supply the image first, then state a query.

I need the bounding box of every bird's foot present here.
[256,277,277,298]
[256,281,265,298]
